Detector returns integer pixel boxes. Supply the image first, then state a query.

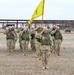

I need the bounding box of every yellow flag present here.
[28,0,45,24]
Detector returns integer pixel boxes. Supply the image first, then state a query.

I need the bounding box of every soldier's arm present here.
[3,29,9,35]
[49,35,53,48]
[51,29,56,35]
[14,30,17,41]
[61,33,63,42]
[19,31,23,42]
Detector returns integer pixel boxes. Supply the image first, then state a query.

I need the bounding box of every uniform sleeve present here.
[3,29,9,35]
[51,30,56,35]
[49,35,53,46]
[19,31,23,42]
[60,32,63,41]
[35,31,42,39]
[14,30,17,41]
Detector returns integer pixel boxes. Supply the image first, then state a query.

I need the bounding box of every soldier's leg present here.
[21,41,26,55]
[45,51,49,69]
[7,40,11,54]
[21,41,23,52]
[11,40,15,54]
[25,41,28,55]
[13,41,16,51]
[23,42,26,55]
[36,49,42,60]
[19,41,23,51]
[55,43,60,56]
[41,51,47,69]
[55,40,58,55]
[35,40,41,59]
[31,40,33,48]
[57,43,61,56]
[53,39,56,53]
[42,61,46,69]
[31,39,36,51]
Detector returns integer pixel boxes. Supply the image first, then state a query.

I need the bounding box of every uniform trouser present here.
[21,40,29,55]
[13,40,16,51]
[52,36,55,53]
[40,45,51,68]
[19,41,22,50]
[53,39,55,52]
[55,40,62,55]
[35,39,41,59]
[6,39,14,54]
[31,39,36,51]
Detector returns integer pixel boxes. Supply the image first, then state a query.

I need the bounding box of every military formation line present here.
[3,25,63,69]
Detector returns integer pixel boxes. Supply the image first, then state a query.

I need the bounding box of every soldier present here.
[54,27,63,56]
[40,27,52,69]
[4,26,16,55]
[50,26,57,53]
[11,25,17,51]
[20,28,30,56]
[47,26,51,33]
[19,26,24,51]
[30,27,36,51]
[35,27,43,60]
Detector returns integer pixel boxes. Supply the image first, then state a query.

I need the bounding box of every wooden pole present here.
[41,0,45,26]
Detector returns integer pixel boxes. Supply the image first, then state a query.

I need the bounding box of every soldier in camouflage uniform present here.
[4,26,16,55]
[19,26,24,51]
[20,28,30,56]
[40,27,52,69]
[11,26,17,51]
[54,27,63,56]
[50,26,57,53]
[35,27,43,60]
[30,27,36,51]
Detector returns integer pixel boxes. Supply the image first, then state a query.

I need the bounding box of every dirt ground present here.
[0,33,74,75]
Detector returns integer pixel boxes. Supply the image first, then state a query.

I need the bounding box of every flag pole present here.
[41,0,45,26]
[41,13,44,26]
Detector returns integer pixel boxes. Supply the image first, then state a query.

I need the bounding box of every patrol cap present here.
[43,27,48,30]
[38,26,43,30]
[20,26,24,29]
[56,26,60,30]
[23,27,27,30]
[53,25,57,28]
[6,27,9,30]
[31,25,34,28]
[12,26,15,28]
[8,26,12,29]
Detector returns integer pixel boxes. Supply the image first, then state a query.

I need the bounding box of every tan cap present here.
[56,26,60,30]
[8,26,12,29]
[43,27,48,30]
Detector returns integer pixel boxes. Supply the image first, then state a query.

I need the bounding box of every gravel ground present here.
[0,33,74,75]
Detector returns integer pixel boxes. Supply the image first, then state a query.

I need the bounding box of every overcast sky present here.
[0,0,74,20]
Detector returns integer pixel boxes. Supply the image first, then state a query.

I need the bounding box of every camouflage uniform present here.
[50,26,57,53]
[54,27,63,56]
[20,29,30,55]
[5,26,16,55]
[35,27,43,59]
[40,28,52,69]
[19,27,24,51]
[30,28,36,51]
[11,26,17,51]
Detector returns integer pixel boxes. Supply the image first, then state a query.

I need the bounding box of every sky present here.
[0,0,74,20]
